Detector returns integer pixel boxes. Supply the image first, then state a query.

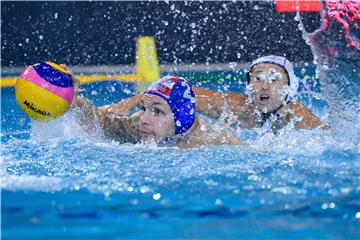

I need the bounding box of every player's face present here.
[248,63,289,113]
[139,94,175,143]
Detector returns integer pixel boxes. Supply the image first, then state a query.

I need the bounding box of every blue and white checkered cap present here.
[144,76,196,135]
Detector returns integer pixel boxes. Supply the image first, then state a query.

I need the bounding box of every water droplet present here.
[30,217,40,224]
[215,198,222,206]
[248,174,259,181]
[228,62,237,69]
[140,185,150,193]
[153,193,161,200]
[322,64,329,71]
[130,199,139,205]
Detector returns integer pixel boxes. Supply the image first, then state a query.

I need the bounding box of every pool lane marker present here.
[0,74,139,88]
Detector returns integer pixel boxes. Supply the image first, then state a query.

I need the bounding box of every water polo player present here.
[193,55,328,133]
[72,76,242,148]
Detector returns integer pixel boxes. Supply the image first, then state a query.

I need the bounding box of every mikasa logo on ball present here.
[23,100,51,117]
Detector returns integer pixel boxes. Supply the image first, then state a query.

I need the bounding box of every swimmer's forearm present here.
[72,97,140,143]
[100,94,143,116]
[294,114,329,129]
[283,102,329,130]
[193,87,247,118]
[193,87,227,117]
[72,96,106,126]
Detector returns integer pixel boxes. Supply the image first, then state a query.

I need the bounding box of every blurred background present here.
[1,1,321,67]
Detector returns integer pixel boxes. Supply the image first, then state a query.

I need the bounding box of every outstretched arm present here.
[100,86,246,119]
[64,64,140,142]
[100,94,143,116]
[72,96,106,126]
[193,86,247,118]
[72,96,140,143]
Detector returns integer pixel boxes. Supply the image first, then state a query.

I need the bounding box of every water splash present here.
[29,109,105,141]
[301,0,360,145]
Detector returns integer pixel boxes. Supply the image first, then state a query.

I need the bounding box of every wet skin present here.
[248,63,289,113]
[139,94,175,143]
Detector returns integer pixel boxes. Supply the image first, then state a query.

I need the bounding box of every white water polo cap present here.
[249,55,299,101]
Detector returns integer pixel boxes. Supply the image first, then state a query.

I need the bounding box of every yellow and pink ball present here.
[15,61,75,121]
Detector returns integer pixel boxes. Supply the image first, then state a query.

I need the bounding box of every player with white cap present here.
[193,55,327,133]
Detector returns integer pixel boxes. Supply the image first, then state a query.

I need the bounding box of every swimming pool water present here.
[1,70,360,239]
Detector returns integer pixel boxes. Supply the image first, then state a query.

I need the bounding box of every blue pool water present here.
[1,69,359,239]
[3,1,360,238]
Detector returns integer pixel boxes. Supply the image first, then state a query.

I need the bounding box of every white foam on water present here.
[0,154,67,192]
[29,109,104,142]
[1,173,66,192]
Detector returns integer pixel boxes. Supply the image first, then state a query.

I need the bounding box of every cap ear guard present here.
[168,79,196,134]
[174,99,195,134]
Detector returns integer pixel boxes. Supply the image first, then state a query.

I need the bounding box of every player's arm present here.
[72,96,139,142]
[65,65,138,141]
[176,117,243,148]
[100,94,142,116]
[279,102,329,129]
[193,86,247,118]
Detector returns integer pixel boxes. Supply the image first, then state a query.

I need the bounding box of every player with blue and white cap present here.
[142,76,196,137]
[193,55,328,132]
[135,76,242,146]
[72,75,242,147]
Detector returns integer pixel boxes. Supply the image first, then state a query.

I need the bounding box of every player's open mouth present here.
[260,94,270,102]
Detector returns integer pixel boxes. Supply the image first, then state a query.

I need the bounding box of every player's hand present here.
[60,64,81,106]
[60,64,80,95]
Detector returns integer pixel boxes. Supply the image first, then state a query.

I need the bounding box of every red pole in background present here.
[275,0,321,12]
